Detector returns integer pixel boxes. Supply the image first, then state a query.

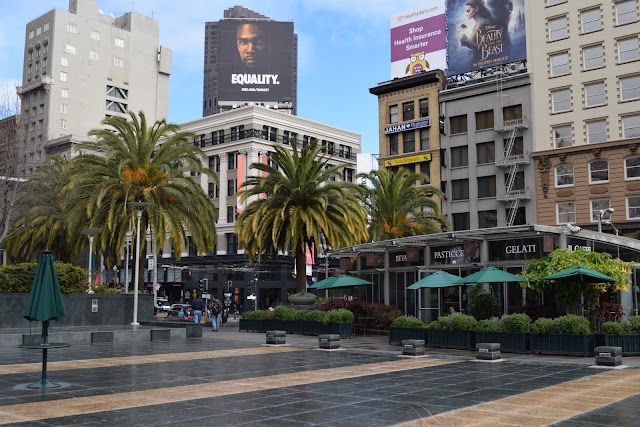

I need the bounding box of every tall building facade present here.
[17,0,171,174]
[528,0,640,236]
[203,6,298,116]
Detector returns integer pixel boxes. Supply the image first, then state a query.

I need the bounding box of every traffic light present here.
[226,280,233,292]
[199,278,208,293]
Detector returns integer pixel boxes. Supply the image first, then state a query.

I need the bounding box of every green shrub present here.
[476,318,503,332]
[501,313,532,333]
[554,314,591,335]
[627,316,640,333]
[468,285,497,320]
[532,317,554,335]
[93,285,122,294]
[323,309,354,324]
[391,315,426,329]
[601,321,630,335]
[271,306,296,320]
[242,310,271,320]
[0,261,86,293]
[306,310,326,322]
[429,313,478,331]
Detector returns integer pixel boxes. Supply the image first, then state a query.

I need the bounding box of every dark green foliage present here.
[0,261,85,293]
[323,309,354,324]
[532,315,591,335]
[626,316,640,333]
[600,321,630,335]
[428,313,478,331]
[501,313,532,333]
[391,315,426,329]
[467,285,497,320]
[241,310,271,320]
[476,318,503,332]
[531,318,555,335]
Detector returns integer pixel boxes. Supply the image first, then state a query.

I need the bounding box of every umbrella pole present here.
[27,320,61,389]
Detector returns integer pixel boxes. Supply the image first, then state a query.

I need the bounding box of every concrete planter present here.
[389,327,426,345]
[427,329,476,350]
[530,334,594,357]
[287,295,317,305]
[475,331,530,353]
[597,334,640,356]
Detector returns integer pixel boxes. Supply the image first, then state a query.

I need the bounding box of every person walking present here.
[210,297,222,331]
[191,292,205,324]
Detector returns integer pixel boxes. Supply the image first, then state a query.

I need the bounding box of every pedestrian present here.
[222,308,228,325]
[231,301,238,320]
[210,297,222,331]
[191,292,205,324]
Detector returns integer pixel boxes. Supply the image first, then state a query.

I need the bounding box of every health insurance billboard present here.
[217,20,294,104]
[446,0,527,75]
[390,0,447,79]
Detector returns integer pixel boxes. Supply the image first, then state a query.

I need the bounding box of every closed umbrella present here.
[21,251,68,389]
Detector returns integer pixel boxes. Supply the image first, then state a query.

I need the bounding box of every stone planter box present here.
[288,295,317,305]
[596,334,640,356]
[475,331,530,353]
[389,327,426,345]
[427,329,475,350]
[238,319,352,338]
[239,319,266,332]
[530,334,594,357]
[324,322,352,339]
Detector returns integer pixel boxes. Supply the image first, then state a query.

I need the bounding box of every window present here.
[343,168,354,182]
[61,57,68,67]
[403,131,415,153]
[584,81,605,107]
[269,127,277,142]
[504,136,524,158]
[402,101,414,121]
[583,44,604,70]
[478,176,496,198]
[626,156,640,179]
[65,44,76,54]
[451,147,468,167]
[209,155,220,172]
[207,182,219,198]
[389,134,398,155]
[618,37,640,62]
[452,213,470,231]
[227,179,236,197]
[60,104,68,114]
[550,51,570,76]
[452,179,469,200]
[581,8,602,33]
[477,141,495,164]
[226,233,238,254]
[89,51,100,60]
[557,201,576,224]
[450,115,467,134]
[34,61,39,71]
[389,105,398,123]
[106,86,128,99]
[36,27,42,36]
[419,129,429,150]
[478,210,497,228]
[551,88,571,112]
[227,152,236,170]
[67,23,77,33]
[548,0,566,5]
[628,196,640,218]
[587,160,609,184]
[44,23,49,32]
[419,98,429,117]
[60,119,67,129]
[113,57,124,67]
[548,16,568,41]
[115,37,125,47]
[587,119,607,143]
[623,114,640,139]
[61,88,69,99]
[29,30,34,39]
[621,75,640,101]
[590,199,611,222]
[616,0,637,25]
[503,105,522,122]
[556,164,574,186]
[59,71,67,82]
[91,30,101,40]
[227,206,235,223]
[504,171,525,192]
[475,110,494,130]
[553,125,573,148]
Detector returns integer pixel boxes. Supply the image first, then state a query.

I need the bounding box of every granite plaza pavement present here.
[1,318,640,426]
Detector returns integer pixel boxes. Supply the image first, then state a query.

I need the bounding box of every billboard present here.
[446,0,526,75]
[390,1,447,79]
[217,20,294,104]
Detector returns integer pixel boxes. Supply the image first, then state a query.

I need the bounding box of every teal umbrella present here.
[407,271,462,289]
[310,275,373,290]
[542,265,617,284]
[21,251,68,389]
[308,276,338,290]
[454,267,527,285]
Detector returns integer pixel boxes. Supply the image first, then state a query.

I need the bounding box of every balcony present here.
[17,75,53,95]
[494,117,529,132]
[495,152,530,167]
[496,189,532,202]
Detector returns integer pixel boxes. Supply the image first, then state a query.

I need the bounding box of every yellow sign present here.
[384,153,432,167]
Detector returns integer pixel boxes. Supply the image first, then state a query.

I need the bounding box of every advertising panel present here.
[446,0,526,75]
[390,0,447,79]
[217,20,294,103]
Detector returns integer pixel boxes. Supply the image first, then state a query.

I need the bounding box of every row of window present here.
[550,75,640,113]
[451,207,526,231]
[65,21,125,47]
[450,172,526,201]
[547,1,637,42]
[555,155,640,187]
[388,98,429,124]
[62,45,125,66]
[388,129,430,155]
[449,105,523,134]
[552,114,640,146]
[28,23,50,39]
[549,37,639,78]
[450,137,524,168]
[557,197,640,224]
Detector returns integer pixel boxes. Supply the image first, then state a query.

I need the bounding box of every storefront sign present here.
[384,119,431,134]
[489,238,542,261]
[384,153,432,167]
[389,247,424,267]
[431,240,480,265]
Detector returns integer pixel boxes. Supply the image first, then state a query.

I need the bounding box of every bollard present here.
[476,343,501,360]
[319,334,341,349]
[266,330,286,345]
[595,346,622,366]
[402,339,426,356]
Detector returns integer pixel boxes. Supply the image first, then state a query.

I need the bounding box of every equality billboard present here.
[446,0,526,75]
[390,0,447,79]
[217,20,294,104]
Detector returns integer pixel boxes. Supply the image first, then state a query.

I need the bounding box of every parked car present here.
[157,298,171,312]
[168,304,193,318]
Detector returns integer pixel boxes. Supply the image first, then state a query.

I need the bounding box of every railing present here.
[496,189,532,201]
[17,75,54,95]
[494,117,529,132]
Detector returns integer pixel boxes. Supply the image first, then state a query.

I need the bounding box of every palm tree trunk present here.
[295,247,307,293]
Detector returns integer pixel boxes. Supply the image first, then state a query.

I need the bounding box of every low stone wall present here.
[0,293,154,328]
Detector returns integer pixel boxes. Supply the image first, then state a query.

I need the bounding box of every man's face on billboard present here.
[236,23,266,68]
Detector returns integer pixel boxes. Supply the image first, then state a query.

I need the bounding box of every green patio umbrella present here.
[454,267,527,285]
[408,271,465,318]
[310,275,373,290]
[308,276,338,290]
[542,265,617,284]
[21,251,68,389]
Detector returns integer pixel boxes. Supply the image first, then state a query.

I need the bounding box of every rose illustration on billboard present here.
[405,52,430,75]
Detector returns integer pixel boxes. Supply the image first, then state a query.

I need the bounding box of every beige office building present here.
[528,0,640,235]
[17,0,171,175]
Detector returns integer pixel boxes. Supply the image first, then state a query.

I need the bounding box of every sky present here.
[0,0,428,156]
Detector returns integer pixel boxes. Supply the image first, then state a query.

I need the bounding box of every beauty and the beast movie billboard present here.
[445,0,526,75]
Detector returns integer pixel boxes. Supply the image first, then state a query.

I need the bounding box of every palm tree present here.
[65,111,218,281]
[235,141,368,293]
[3,156,74,261]
[359,169,448,241]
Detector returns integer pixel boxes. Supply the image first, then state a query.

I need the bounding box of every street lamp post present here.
[81,227,101,293]
[125,230,132,293]
[597,207,615,233]
[131,201,147,326]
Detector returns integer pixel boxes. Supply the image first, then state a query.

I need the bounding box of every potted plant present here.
[475,313,531,353]
[323,309,354,338]
[288,291,317,306]
[426,313,477,350]
[530,315,594,357]
[597,316,640,356]
[388,316,427,345]
[239,309,270,332]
